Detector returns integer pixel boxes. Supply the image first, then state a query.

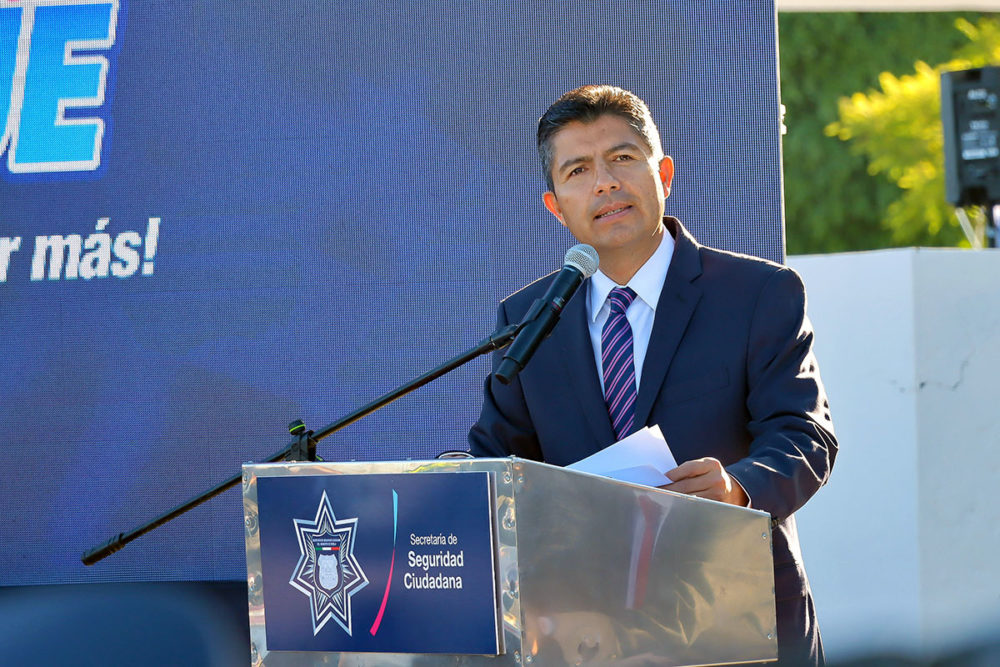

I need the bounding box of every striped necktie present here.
[602,286,638,440]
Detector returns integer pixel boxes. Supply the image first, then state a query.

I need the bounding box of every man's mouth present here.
[594,205,631,220]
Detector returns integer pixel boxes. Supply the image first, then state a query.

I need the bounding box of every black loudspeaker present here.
[941,66,1000,206]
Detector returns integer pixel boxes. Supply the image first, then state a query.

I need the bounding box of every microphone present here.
[494,244,599,385]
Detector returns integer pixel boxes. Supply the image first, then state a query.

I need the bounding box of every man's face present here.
[542,114,673,266]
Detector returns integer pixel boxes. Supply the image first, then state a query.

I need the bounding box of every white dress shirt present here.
[587,230,675,393]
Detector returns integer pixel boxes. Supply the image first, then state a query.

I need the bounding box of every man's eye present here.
[568,166,585,177]
[614,154,634,162]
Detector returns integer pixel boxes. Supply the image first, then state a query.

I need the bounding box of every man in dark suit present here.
[469,85,837,665]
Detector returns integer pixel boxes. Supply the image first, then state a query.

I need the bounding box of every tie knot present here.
[607,287,636,315]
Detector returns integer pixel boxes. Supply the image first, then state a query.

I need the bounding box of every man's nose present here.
[593,161,620,194]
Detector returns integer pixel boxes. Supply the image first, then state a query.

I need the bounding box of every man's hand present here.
[660,457,749,507]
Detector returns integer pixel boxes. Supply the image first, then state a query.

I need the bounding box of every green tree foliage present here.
[779,12,996,254]
[826,18,1000,248]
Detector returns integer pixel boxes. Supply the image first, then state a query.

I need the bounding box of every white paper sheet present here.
[566,425,678,488]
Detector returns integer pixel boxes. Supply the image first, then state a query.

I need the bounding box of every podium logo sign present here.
[256,472,499,654]
[289,490,369,636]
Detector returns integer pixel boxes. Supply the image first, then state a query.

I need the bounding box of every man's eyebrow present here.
[606,141,644,155]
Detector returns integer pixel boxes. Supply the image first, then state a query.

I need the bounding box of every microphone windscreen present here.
[564,244,599,278]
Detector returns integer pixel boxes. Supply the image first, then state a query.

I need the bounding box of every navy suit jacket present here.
[469,217,837,657]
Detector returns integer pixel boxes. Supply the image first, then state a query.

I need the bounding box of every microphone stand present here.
[81,322,520,566]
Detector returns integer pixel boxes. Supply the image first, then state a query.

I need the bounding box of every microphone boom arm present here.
[81,322,521,566]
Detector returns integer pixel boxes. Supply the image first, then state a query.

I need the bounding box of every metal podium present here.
[243,457,777,666]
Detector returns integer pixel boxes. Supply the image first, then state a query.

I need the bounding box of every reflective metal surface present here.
[243,458,776,666]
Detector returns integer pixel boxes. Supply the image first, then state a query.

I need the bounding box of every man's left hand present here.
[660,457,749,507]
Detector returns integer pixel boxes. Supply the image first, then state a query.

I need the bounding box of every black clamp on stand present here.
[287,419,319,462]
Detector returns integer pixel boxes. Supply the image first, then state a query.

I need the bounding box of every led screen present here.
[0,0,784,584]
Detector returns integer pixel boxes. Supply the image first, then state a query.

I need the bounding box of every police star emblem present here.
[289,490,369,636]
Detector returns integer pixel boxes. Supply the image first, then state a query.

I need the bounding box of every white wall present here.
[788,248,1000,661]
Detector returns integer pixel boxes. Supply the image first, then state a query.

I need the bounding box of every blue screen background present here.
[0,0,784,585]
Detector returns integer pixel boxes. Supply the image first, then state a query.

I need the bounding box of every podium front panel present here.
[513,459,777,666]
[243,458,777,666]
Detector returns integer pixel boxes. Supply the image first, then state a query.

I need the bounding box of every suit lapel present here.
[633,219,704,430]
[556,278,617,452]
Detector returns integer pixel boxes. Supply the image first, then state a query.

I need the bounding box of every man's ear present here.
[659,155,675,195]
[543,191,566,227]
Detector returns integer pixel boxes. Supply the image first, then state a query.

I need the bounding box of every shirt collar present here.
[588,230,675,322]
